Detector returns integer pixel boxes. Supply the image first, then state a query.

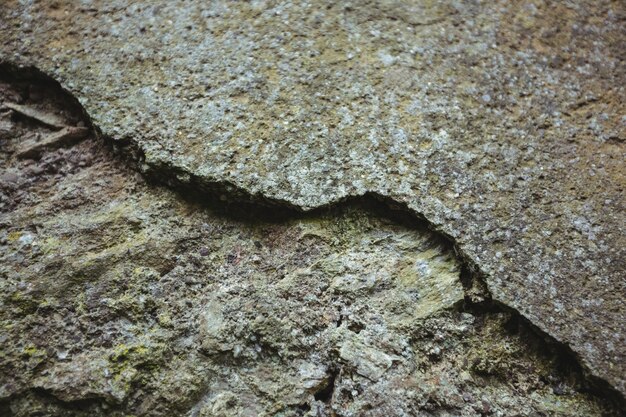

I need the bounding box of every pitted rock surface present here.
[0,75,621,416]
[1,0,625,396]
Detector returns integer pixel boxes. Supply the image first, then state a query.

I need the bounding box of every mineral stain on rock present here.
[2,2,624,399]
[0,66,623,416]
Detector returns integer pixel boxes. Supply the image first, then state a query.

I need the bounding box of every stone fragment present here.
[16,126,89,159]
[2,102,66,128]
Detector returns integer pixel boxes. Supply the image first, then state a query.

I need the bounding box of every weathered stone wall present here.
[0,0,624,415]
[0,63,623,417]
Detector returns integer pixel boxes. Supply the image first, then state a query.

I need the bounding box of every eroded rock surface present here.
[0,71,623,416]
[1,0,624,395]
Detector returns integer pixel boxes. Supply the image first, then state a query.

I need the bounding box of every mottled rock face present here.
[0,73,622,416]
[0,0,624,408]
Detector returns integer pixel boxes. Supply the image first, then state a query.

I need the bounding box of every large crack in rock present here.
[1,63,624,416]
[1,0,624,397]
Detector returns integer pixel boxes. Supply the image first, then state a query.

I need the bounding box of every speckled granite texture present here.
[1,70,622,416]
[1,0,624,401]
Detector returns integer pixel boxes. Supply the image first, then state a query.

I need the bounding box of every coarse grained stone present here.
[0,84,620,416]
[0,0,624,396]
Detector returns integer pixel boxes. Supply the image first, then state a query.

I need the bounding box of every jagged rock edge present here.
[0,388,122,416]
[2,60,624,409]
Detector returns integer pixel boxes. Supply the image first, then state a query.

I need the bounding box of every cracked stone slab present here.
[0,0,625,397]
[0,76,621,416]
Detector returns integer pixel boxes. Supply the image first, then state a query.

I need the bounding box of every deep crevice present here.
[314,369,338,404]
[460,299,626,410]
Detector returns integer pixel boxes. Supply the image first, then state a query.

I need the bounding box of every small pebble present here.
[0,172,19,185]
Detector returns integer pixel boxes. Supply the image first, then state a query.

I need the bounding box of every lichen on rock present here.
[1,1,624,397]
[0,69,623,415]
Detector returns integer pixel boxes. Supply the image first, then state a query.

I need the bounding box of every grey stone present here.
[0,0,624,412]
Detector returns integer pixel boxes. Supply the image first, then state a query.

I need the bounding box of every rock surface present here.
[0,70,622,416]
[0,0,625,407]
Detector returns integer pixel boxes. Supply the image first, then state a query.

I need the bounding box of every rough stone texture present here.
[0,0,624,403]
[0,73,622,416]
